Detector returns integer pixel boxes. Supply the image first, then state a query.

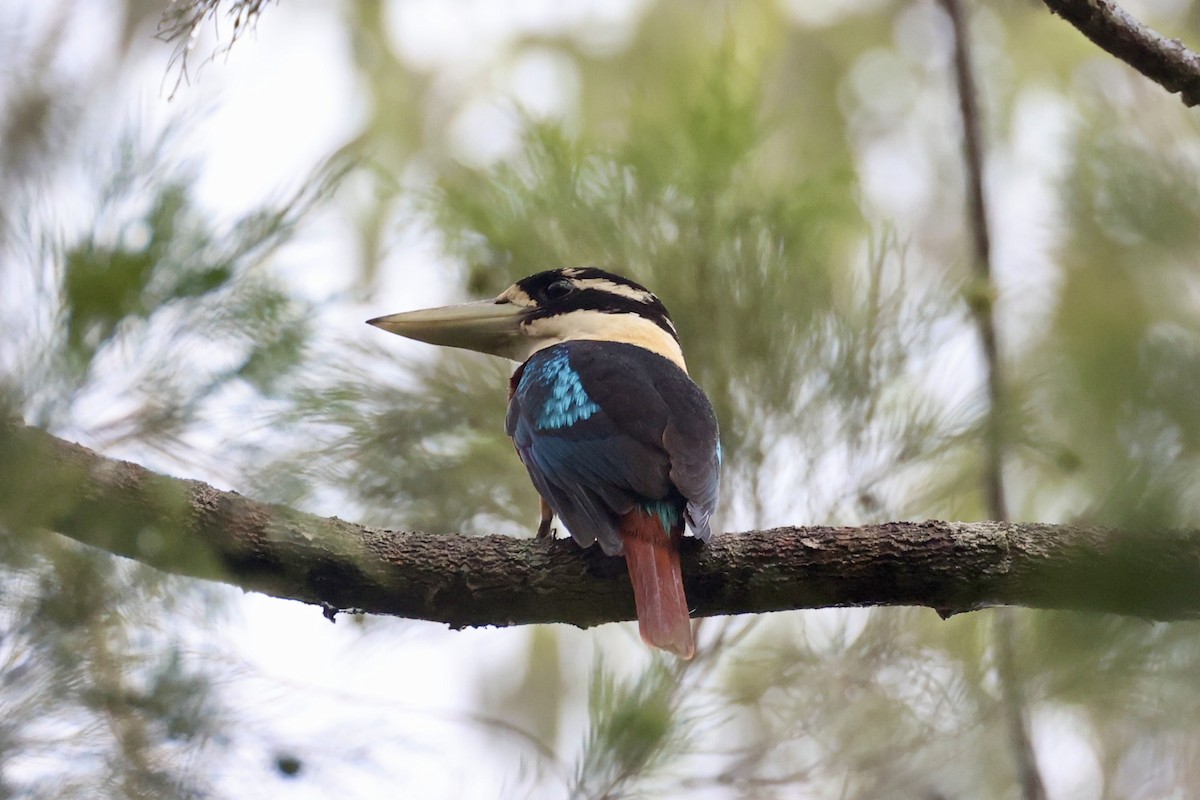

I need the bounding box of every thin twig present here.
[156,0,275,97]
[941,0,1007,523]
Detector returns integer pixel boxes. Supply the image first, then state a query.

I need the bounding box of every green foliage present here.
[7,0,1200,797]
[0,10,341,796]
[1024,105,1200,531]
[572,661,685,799]
[276,349,539,532]
[63,181,231,367]
[12,123,344,451]
[0,533,222,799]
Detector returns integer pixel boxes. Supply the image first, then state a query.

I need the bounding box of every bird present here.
[367,267,720,658]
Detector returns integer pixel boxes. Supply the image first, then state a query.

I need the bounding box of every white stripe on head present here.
[569,278,678,336]
[572,278,656,304]
[521,310,687,371]
[497,285,535,307]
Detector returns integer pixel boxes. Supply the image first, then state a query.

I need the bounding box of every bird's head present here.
[368,268,686,369]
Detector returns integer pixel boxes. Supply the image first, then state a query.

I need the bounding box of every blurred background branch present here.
[938,0,1046,797]
[156,0,1200,107]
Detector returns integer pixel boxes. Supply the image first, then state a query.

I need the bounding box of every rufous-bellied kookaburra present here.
[368,268,720,658]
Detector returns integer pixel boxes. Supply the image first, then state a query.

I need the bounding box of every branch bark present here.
[1042,0,1200,106]
[5,422,1200,628]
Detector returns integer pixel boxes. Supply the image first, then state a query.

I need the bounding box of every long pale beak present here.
[367,299,529,359]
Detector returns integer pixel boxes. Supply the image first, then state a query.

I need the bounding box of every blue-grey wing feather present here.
[506,341,720,554]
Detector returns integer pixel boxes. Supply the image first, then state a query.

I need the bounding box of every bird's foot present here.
[536,497,555,539]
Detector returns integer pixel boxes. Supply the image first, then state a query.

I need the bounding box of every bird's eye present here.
[543,279,574,301]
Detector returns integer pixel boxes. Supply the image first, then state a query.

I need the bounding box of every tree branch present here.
[5,422,1200,628]
[1042,0,1200,107]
